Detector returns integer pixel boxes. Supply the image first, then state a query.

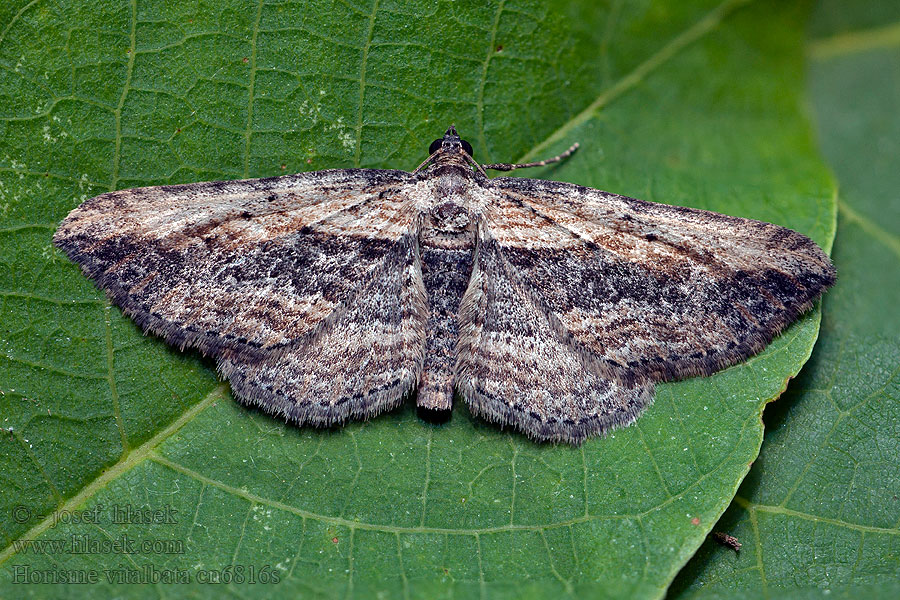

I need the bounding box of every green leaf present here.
[0,1,835,597]
[669,1,900,598]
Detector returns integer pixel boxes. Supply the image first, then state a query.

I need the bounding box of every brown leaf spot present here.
[691,517,700,526]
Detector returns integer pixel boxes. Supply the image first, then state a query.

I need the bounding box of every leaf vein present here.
[242,0,264,179]
[0,384,227,566]
[734,495,900,536]
[514,0,753,164]
[108,0,137,192]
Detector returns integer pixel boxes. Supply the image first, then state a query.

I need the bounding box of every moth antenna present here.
[482,142,580,172]
[463,151,487,177]
[413,148,441,174]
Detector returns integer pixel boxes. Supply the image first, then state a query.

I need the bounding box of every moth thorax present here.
[429,201,470,233]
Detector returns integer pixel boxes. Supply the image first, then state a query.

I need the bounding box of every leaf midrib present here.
[515,0,752,164]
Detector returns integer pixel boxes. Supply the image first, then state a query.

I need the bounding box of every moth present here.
[54,126,835,444]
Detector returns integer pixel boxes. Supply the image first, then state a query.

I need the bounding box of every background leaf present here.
[0,1,835,597]
[669,0,900,597]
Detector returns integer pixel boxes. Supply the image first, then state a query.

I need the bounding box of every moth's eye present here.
[429,139,443,154]
[461,139,474,157]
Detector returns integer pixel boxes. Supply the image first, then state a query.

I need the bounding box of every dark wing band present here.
[54,169,427,425]
[484,177,835,385]
[456,223,654,444]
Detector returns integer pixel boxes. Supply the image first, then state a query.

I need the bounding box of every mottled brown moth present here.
[54,126,835,444]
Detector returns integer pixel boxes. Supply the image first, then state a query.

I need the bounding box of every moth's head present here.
[429,125,474,158]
